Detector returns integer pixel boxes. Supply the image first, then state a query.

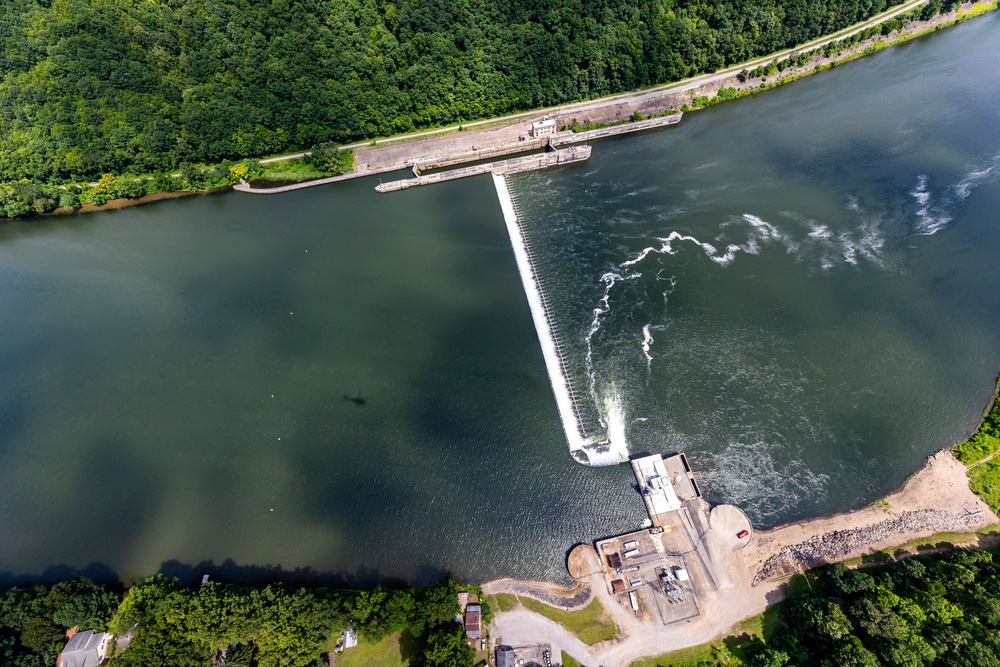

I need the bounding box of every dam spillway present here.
[493,173,627,466]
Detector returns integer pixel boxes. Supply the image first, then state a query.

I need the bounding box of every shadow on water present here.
[158,559,450,589]
[0,558,452,590]
[342,393,367,406]
[0,562,121,588]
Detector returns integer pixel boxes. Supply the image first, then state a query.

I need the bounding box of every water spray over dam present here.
[493,173,629,466]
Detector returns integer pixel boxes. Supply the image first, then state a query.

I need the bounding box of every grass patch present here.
[787,572,814,596]
[337,632,405,667]
[970,457,1000,515]
[956,432,1000,465]
[518,597,617,645]
[629,604,787,667]
[258,157,328,182]
[955,377,1000,465]
[486,593,519,612]
[630,643,716,667]
[958,0,1000,18]
[562,651,583,667]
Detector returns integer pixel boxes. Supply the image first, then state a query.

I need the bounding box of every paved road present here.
[258,0,928,164]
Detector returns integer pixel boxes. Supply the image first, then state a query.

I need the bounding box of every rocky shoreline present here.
[753,507,990,585]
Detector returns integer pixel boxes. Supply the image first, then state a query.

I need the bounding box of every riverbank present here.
[2,0,995,221]
[488,374,1000,663]
[486,448,1000,666]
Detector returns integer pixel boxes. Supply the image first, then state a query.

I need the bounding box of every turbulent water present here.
[512,13,1000,522]
[0,14,998,585]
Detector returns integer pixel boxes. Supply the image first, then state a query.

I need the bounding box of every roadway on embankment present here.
[258,0,929,165]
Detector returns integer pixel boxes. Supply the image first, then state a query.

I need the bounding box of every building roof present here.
[632,454,682,515]
[464,604,481,638]
[496,647,516,667]
[62,630,109,667]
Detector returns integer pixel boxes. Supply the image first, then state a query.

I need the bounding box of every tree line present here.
[0,0,908,189]
[0,575,478,667]
[7,548,1000,667]
[738,550,1000,667]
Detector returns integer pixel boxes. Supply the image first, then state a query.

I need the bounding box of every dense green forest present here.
[739,552,1000,667]
[0,576,476,667]
[0,0,908,188]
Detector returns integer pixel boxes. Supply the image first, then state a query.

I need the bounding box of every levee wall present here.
[551,113,683,145]
[416,138,550,171]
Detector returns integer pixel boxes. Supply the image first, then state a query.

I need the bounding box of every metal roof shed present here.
[62,630,113,667]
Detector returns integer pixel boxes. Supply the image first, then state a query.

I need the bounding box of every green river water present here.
[0,13,998,584]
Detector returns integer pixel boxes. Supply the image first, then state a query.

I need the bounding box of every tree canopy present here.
[0,0,906,185]
[0,574,471,667]
[742,551,1000,667]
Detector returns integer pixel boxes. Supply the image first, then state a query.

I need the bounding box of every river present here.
[0,12,998,585]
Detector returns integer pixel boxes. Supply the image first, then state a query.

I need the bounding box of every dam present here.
[493,173,627,466]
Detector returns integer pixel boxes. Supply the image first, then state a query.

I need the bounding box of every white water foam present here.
[807,222,832,240]
[954,153,1000,200]
[910,174,952,236]
[493,173,611,465]
[622,231,744,269]
[623,213,803,272]
[584,271,637,406]
[594,386,630,465]
[700,437,831,522]
[780,209,889,272]
[906,156,1000,236]
[641,324,654,366]
[641,320,669,372]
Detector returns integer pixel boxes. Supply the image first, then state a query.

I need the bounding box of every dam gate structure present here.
[236,112,685,465]
[493,173,623,466]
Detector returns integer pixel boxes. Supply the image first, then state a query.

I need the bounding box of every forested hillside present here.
[0,0,904,184]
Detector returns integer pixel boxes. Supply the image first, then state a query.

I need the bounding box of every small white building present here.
[531,118,557,138]
[632,454,682,517]
[61,630,113,667]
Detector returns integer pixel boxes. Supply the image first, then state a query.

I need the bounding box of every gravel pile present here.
[752,509,987,586]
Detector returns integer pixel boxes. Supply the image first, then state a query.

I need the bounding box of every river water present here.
[0,14,999,585]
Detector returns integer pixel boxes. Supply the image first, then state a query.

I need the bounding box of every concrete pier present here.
[375,145,591,192]
[414,138,551,171]
[550,112,683,146]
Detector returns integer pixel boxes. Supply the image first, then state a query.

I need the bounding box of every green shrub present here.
[955,379,1000,464]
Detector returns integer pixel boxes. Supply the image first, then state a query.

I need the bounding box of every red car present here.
[737,530,750,539]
